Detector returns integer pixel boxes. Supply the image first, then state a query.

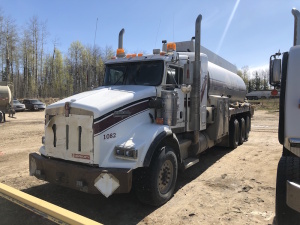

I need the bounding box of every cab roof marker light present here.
[138,53,143,57]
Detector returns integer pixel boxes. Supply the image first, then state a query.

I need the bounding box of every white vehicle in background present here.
[29,14,253,206]
[13,100,25,112]
[246,90,280,100]
[269,8,300,225]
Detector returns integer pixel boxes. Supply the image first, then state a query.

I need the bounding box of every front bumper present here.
[286,180,300,212]
[29,153,132,196]
[34,105,46,110]
[14,106,25,111]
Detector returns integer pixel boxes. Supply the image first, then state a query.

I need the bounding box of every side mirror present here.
[269,57,281,86]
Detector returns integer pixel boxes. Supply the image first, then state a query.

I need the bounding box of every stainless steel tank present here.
[180,52,247,103]
[207,61,246,103]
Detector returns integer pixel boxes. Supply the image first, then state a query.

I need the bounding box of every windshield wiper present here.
[113,67,127,85]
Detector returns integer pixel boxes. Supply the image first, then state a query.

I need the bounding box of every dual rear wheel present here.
[229,115,250,149]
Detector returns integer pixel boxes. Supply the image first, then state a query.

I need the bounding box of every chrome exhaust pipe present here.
[118,28,125,49]
[190,14,202,149]
[190,14,202,132]
[117,29,125,58]
[292,8,300,46]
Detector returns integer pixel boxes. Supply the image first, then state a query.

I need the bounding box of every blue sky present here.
[0,0,298,70]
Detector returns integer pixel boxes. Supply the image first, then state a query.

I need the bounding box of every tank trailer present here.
[29,14,252,206]
[0,82,14,122]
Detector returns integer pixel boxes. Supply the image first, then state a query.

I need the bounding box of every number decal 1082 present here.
[104,133,116,140]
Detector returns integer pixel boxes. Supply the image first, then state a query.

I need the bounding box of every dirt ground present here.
[0,109,281,225]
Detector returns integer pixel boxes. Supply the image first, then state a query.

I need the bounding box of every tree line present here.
[0,10,115,99]
[237,66,270,93]
[1,8,271,99]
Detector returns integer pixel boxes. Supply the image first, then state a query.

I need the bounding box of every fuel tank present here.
[207,61,246,103]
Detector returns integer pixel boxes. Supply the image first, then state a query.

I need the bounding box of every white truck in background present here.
[29,14,253,206]
[246,90,280,100]
[269,8,300,225]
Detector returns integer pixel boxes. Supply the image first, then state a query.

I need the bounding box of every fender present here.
[143,130,180,167]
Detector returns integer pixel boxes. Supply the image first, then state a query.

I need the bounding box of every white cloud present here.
[242,64,269,78]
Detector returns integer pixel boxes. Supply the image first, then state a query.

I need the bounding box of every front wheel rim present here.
[158,159,174,194]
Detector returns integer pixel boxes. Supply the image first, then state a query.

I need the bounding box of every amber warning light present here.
[167,42,176,52]
[116,48,125,58]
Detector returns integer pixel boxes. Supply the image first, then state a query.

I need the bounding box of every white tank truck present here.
[246,90,280,100]
[0,82,14,122]
[29,14,253,206]
[269,8,300,225]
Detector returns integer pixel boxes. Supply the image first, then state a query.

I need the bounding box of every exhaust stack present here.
[292,8,300,46]
[189,14,202,150]
[117,28,125,58]
[190,14,202,131]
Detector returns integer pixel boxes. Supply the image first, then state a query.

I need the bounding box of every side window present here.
[166,66,184,86]
[178,68,183,85]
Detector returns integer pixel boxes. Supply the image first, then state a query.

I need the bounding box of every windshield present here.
[13,100,20,104]
[104,60,164,86]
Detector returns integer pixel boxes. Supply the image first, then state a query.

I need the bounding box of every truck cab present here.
[269,8,300,225]
[29,14,252,206]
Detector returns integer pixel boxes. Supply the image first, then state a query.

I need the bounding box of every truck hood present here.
[47,85,157,118]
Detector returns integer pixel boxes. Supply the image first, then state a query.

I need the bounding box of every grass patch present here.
[248,98,279,113]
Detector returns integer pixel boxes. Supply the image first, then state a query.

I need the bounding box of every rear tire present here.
[229,119,239,149]
[276,156,300,225]
[239,118,246,145]
[134,146,178,206]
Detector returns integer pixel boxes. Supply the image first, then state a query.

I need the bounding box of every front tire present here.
[276,156,300,225]
[134,146,178,206]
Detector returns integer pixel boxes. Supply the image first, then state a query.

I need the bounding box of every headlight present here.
[114,146,138,160]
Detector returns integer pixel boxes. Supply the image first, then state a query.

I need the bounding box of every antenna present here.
[94,18,98,48]
[173,14,175,41]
